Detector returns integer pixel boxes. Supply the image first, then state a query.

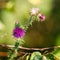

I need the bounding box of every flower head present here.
[38,13,45,21]
[13,27,25,38]
[30,8,40,16]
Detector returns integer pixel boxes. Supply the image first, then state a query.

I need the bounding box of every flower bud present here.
[15,20,19,24]
[38,13,45,21]
[15,20,20,28]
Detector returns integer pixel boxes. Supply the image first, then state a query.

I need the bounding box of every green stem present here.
[8,40,19,60]
[24,15,32,30]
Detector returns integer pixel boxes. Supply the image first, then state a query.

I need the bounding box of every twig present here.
[0,44,60,57]
[0,44,60,51]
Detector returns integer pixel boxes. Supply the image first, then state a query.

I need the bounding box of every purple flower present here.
[38,13,45,21]
[13,27,25,38]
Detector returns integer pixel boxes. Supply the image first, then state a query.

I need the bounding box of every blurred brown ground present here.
[0,0,8,8]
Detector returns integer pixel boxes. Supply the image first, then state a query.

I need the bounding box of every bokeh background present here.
[0,0,60,48]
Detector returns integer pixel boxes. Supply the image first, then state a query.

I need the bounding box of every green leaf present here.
[26,55,31,60]
[30,52,42,60]
[52,48,60,60]
[46,54,55,60]
[42,56,48,60]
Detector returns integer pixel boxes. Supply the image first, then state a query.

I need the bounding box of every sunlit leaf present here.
[26,55,31,60]
[52,48,60,60]
[42,55,48,60]
[30,52,42,60]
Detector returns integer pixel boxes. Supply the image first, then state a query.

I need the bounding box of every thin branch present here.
[0,44,60,51]
[0,44,60,57]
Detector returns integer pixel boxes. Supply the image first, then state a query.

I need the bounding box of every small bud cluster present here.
[30,8,45,21]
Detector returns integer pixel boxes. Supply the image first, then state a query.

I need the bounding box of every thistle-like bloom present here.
[38,13,45,21]
[13,27,25,38]
[30,8,40,16]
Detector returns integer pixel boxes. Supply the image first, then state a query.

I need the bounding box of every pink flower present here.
[30,8,40,16]
[38,13,45,21]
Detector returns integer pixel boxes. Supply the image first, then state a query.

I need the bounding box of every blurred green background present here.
[0,0,60,48]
